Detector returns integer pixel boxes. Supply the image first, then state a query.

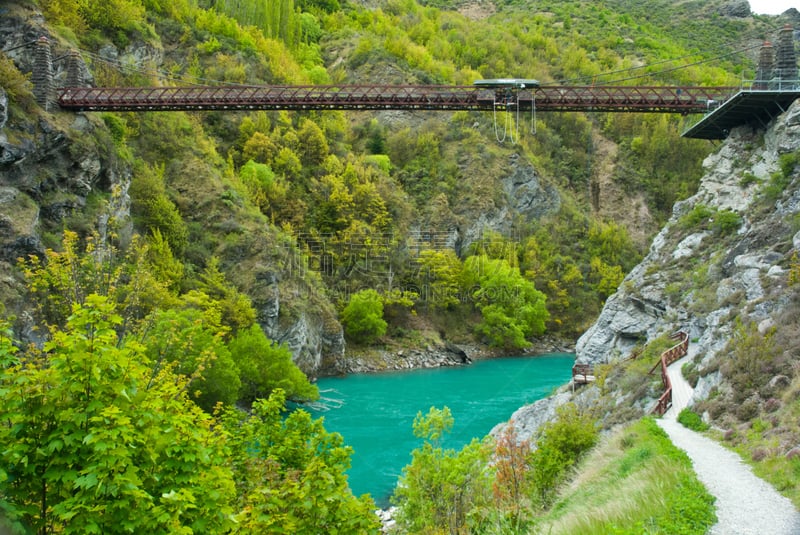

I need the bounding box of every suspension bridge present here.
[17,25,800,140]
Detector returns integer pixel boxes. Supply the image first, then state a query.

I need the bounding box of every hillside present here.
[2,0,790,374]
[498,98,800,532]
[2,0,800,532]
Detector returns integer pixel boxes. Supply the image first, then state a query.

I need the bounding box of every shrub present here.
[764,398,781,413]
[762,170,793,202]
[712,209,742,235]
[679,203,714,229]
[228,324,318,405]
[129,162,189,255]
[393,407,493,534]
[736,396,760,421]
[739,172,759,187]
[341,289,387,344]
[529,403,599,506]
[677,408,709,431]
[682,361,700,388]
[0,54,34,109]
[779,151,799,178]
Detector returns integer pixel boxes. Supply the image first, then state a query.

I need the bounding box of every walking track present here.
[656,351,800,534]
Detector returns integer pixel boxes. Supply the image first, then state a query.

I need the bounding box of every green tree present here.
[341,289,387,344]
[129,162,188,256]
[239,160,287,222]
[197,257,257,335]
[297,118,329,166]
[492,423,535,531]
[242,131,277,164]
[0,296,237,534]
[142,306,242,412]
[145,229,184,292]
[223,390,380,534]
[463,255,549,349]
[417,249,463,309]
[227,324,318,405]
[393,407,493,534]
[589,256,624,300]
[20,231,175,337]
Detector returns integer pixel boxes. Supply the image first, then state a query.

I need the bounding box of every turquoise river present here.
[307,353,574,506]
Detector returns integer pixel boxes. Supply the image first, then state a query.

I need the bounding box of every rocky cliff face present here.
[0,8,129,329]
[576,100,800,404]
[499,100,800,442]
[0,6,344,376]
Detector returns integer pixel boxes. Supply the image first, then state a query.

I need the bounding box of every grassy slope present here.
[538,418,716,534]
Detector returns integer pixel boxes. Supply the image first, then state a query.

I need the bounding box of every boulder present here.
[491,391,573,445]
[575,292,662,364]
[719,0,750,18]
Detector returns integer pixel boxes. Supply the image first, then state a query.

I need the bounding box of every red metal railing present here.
[572,363,595,385]
[571,331,689,415]
[651,331,690,416]
[57,84,738,113]
[571,345,643,386]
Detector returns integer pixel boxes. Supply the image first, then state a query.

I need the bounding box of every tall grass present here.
[536,418,716,534]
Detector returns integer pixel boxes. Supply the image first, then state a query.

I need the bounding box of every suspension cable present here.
[556,42,761,86]
[596,43,762,85]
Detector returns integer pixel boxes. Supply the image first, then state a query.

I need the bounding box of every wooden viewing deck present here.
[571,331,689,416]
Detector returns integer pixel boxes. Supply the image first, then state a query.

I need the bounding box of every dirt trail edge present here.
[657,355,800,535]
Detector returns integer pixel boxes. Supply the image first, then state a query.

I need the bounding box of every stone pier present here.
[32,36,53,111]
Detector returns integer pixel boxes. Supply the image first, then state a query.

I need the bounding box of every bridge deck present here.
[57,85,736,114]
[682,89,800,139]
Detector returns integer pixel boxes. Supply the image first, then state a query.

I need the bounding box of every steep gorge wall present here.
[501,100,800,442]
[575,100,800,397]
[0,7,345,376]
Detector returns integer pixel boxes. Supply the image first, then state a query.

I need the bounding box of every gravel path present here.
[657,355,800,535]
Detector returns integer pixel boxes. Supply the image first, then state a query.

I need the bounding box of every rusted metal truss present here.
[58,84,738,114]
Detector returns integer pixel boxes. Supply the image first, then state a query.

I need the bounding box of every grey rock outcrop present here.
[244,265,346,378]
[575,100,800,412]
[0,88,7,129]
[491,391,573,445]
[459,155,560,252]
[719,0,751,18]
[503,154,561,219]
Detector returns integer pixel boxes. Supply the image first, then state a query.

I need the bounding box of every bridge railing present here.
[571,363,595,385]
[571,331,688,416]
[650,331,690,416]
[57,84,740,114]
[571,345,642,386]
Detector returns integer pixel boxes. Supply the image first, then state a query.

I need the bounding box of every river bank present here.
[326,335,575,375]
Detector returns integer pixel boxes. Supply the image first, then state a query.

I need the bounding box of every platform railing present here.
[741,78,800,91]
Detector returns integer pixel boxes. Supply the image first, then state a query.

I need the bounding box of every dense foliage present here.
[20,0,767,346]
[0,296,377,533]
[1,0,787,530]
[392,404,599,533]
[20,231,319,410]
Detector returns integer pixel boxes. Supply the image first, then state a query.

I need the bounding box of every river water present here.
[307,353,574,506]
